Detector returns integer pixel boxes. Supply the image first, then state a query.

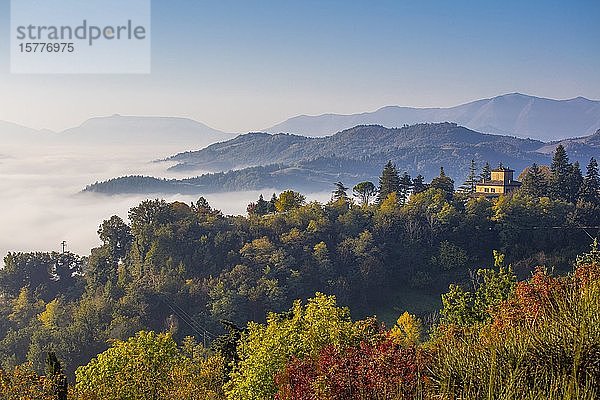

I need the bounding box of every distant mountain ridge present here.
[266,93,600,141]
[0,115,231,150]
[61,115,230,147]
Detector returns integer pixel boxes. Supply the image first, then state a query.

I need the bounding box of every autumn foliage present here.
[275,337,426,400]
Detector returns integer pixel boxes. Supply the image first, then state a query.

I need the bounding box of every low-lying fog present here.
[0,143,330,258]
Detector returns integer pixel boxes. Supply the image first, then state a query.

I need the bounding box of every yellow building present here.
[475,167,521,197]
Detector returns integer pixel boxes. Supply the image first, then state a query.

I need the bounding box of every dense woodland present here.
[1,145,599,399]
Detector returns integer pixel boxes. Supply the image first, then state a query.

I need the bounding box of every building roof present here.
[491,167,514,172]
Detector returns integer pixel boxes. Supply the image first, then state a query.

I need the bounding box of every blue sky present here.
[0,0,598,132]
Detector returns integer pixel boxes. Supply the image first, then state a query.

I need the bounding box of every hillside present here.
[167,123,545,173]
[266,93,600,141]
[86,123,600,196]
[86,122,575,195]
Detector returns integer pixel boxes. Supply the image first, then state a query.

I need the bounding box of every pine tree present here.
[579,157,600,205]
[520,163,548,198]
[412,175,427,194]
[256,194,270,215]
[377,161,401,204]
[269,193,278,213]
[398,172,412,205]
[353,181,377,206]
[569,161,584,203]
[430,167,455,200]
[332,181,349,202]
[480,162,491,182]
[549,144,572,202]
[459,159,478,194]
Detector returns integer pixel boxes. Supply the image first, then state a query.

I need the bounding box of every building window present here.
[491,188,495,193]
[485,188,489,193]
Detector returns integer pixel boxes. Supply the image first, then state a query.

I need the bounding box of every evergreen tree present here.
[430,167,455,200]
[568,161,584,202]
[248,195,271,216]
[480,162,492,182]
[398,172,412,205]
[269,193,278,213]
[352,181,377,206]
[549,144,573,202]
[459,159,478,194]
[377,161,401,204]
[332,181,350,202]
[579,157,600,205]
[256,194,271,215]
[520,163,548,198]
[45,352,67,400]
[412,174,427,194]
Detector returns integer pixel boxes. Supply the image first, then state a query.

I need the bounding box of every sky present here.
[0,0,599,133]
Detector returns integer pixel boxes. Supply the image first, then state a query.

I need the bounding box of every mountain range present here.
[84,123,600,195]
[0,115,230,151]
[265,93,600,141]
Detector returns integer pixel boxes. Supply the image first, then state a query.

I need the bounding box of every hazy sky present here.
[0,0,599,132]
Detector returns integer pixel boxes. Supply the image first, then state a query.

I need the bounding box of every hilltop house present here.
[475,166,521,197]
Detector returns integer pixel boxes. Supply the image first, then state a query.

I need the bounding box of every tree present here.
[226,293,363,400]
[549,145,581,203]
[398,172,413,205]
[332,181,349,202]
[75,331,225,400]
[459,159,478,194]
[275,191,306,212]
[390,312,422,347]
[0,363,58,400]
[269,193,278,213]
[441,252,516,326]
[247,194,271,216]
[377,161,400,204]
[352,181,377,206]
[520,163,549,198]
[45,352,67,400]
[579,158,600,205]
[430,167,454,201]
[98,216,132,262]
[480,162,492,182]
[412,174,427,194]
[75,331,181,399]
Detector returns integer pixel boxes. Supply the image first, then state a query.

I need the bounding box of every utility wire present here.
[157,292,218,339]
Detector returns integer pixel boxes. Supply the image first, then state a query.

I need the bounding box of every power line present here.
[156,292,217,340]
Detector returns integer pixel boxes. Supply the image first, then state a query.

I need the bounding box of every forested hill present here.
[84,123,600,195]
[166,123,546,173]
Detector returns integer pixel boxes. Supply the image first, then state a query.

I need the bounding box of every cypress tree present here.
[377,161,401,204]
[45,352,67,400]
